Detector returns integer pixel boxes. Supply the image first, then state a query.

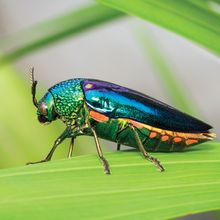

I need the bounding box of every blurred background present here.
[0,1,219,219]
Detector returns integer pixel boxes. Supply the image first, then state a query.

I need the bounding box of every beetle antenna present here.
[30,67,38,108]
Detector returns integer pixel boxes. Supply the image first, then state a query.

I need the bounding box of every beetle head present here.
[30,67,58,125]
[37,92,58,124]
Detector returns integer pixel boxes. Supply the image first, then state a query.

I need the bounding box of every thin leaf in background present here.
[98,0,220,55]
[135,29,198,116]
[0,4,124,65]
[0,143,219,219]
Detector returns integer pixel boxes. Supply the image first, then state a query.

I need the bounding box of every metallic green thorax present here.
[49,79,85,125]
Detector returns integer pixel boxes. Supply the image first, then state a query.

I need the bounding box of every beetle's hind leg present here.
[129,124,165,172]
[91,127,111,174]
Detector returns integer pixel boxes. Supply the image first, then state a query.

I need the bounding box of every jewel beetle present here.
[27,67,216,174]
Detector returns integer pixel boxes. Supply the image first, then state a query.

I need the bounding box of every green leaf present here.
[0,142,219,219]
[0,4,124,65]
[98,0,220,55]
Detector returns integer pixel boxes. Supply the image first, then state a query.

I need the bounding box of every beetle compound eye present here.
[39,102,48,116]
[38,115,48,123]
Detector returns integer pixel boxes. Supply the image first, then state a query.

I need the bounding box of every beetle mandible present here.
[27,67,216,174]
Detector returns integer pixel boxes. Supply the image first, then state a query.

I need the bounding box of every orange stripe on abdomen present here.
[123,118,212,149]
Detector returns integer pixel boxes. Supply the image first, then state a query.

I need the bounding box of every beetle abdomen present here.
[90,110,215,152]
[129,119,215,151]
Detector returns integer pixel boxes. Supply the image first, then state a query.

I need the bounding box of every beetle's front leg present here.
[68,137,74,159]
[66,123,90,159]
[27,128,70,165]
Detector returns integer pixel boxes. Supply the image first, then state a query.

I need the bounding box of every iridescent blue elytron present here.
[28,68,216,174]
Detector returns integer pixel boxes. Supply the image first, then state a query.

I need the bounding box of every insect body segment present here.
[89,115,214,152]
[28,68,216,174]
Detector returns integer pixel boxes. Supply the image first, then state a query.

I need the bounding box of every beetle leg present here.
[68,137,74,158]
[91,127,111,174]
[117,143,121,151]
[116,124,129,151]
[129,124,165,172]
[26,128,70,165]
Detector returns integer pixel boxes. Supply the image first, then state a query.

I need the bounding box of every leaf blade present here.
[98,0,220,55]
[0,142,219,219]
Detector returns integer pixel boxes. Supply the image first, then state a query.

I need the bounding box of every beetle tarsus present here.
[145,154,165,172]
[100,156,111,174]
[26,159,49,165]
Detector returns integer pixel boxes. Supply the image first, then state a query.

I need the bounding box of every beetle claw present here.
[147,156,165,172]
[104,168,111,175]
[100,156,111,175]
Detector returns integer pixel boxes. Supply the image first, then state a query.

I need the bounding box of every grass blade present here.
[98,0,220,55]
[0,142,219,219]
[0,4,124,65]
